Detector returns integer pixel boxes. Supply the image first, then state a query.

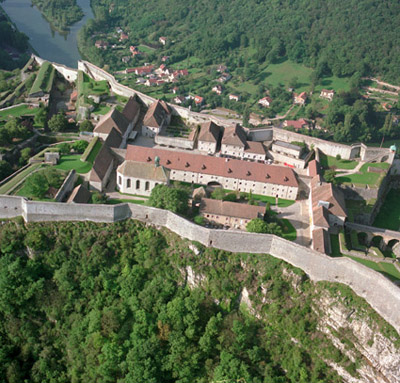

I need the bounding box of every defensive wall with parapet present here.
[32,55,78,83]
[1,195,400,334]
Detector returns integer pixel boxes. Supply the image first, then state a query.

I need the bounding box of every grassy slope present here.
[373,188,400,231]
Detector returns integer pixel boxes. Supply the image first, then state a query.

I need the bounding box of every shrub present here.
[222,193,237,202]
[72,140,89,154]
[194,215,205,225]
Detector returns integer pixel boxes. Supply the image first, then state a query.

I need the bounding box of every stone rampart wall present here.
[155,135,195,150]
[1,195,400,333]
[55,170,76,202]
[32,54,77,82]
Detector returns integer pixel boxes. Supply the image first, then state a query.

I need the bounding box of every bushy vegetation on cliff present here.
[1,219,398,382]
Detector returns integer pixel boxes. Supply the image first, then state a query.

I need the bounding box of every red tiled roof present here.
[222,124,247,147]
[198,121,221,143]
[312,228,330,254]
[200,198,265,220]
[125,145,298,187]
[143,100,170,128]
[307,159,320,177]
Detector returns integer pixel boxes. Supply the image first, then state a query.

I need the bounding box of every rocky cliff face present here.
[316,292,400,383]
[182,257,400,383]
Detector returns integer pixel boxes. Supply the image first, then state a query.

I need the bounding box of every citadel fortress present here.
[1,56,400,334]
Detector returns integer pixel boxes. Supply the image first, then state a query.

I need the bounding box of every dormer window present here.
[266,174,270,179]
[185,162,190,168]
[202,164,206,170]
[166,159,171,165]
[228,168,232,173]
[147,156,152,162]
[284,176,289,182]
[247,171,251,176]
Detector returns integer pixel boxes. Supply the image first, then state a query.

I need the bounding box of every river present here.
[2,0,94,68]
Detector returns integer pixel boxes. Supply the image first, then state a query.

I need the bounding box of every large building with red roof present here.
[117,145,299,199]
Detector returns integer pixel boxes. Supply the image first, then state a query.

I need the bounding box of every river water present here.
[2,0,94,68]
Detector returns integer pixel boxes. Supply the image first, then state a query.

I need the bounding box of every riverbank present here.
[2,0,94,68]
[31,0,84,33]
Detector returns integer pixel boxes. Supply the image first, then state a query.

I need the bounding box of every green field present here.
[319,152,358,170]
[258,60,351,93]
[336,162,389,186]
[373,188,400,231]
[0,104,40,121]
[138,44,156,53]
[29,61,55,95]
[54,155,93,174]
[0,163,43,195]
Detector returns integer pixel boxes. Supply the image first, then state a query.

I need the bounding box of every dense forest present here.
[32,0,83,31]
[86,0,400,83]
[0,219,398,382]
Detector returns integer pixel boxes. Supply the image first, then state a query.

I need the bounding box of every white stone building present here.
[117,160,170,196]
[122,145,299,200]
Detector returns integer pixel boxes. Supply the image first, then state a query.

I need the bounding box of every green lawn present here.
[92,104,112,115]
[107,198,145,205]
[0,163,43,195]
[373,188,400,231]
[251,194,296,207]
[78,71,109,98]
[330,235,400,281]
[281,218,297,241]
[336,162,389,187]
[54,155,93,174]
[81,138,102,164]
[0,104,40,121]
[138,44,155,53]
[29,61,55,95]
[319,152,358,170]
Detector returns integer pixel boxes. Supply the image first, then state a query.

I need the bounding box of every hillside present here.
[0,219,399,382]
[87,0,400,83]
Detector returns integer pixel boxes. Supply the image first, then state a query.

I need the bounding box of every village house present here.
[197,121,222,154]
[95,40,108,50]
[258,96,272,108]
[212,85,222,95]
[122,56,131,64]
[229,94,240,102]
[142,100,171,138]
[218,72,231,83]
[173,96,185,105]
[119,33,129,41]
[194,95,204,106]
[243,141,267,162]
[294,92,307,105]
[216,64,227,73]
[117,160,170,196]
[199,198,266,230]
[120,145,299,199]
[172,86,179,94]
[320,89,335,101]
[127,65,154,76]
[283,118,310,131]
[161,56,170,62]
[159,36,167,45]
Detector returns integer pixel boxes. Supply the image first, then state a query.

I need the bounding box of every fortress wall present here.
[22,200,116,223]
[0,196,23,219]
[32,54,77,82]
[55,170,76,202]
[0,195,400,332]
[155,135,195,150]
